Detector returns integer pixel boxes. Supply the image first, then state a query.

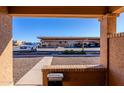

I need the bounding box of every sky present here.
[13,13,124,42]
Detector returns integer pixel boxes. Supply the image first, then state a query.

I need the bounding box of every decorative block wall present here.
[108,32,124,85]
[42,65,107,86]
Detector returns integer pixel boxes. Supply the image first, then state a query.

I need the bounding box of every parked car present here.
[19,42,37,52]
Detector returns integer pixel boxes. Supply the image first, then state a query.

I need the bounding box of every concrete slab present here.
[15,56,53,86]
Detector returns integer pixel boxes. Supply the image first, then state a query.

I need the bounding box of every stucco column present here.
[99,14,117,68]
[0,7,13,85]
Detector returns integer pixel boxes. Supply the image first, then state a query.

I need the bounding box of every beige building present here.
[38,37,100,48]
[13,40,24,46]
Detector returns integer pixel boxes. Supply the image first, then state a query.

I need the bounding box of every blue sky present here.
[13,13,124,42]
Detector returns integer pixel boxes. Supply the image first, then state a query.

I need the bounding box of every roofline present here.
[37,36,100,39]
[37,37,100,41]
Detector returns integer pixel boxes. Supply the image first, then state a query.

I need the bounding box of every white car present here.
[19,42,37,52]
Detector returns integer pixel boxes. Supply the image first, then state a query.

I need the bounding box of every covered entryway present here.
[0,6,124,85]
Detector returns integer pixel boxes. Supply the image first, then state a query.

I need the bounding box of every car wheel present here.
[34,48,37,52]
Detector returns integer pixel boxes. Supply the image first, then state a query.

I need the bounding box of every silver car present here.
[19,42,37,52]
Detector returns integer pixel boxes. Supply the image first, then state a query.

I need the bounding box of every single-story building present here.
[37,37,100,48]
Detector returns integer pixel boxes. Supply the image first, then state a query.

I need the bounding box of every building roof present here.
[37,36,100,40]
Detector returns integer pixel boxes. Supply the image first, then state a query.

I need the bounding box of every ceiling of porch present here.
[1,6,124,18]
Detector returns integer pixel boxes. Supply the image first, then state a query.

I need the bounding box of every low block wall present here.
[42,65,106,86]
[108,33,124,85]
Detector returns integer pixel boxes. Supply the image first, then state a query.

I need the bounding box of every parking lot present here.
[14,47,100,52]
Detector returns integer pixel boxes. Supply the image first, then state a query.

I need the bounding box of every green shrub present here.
[69,50,75,54]
[80,51,86,54]
[63,50,86,54]
[63,50,69,54]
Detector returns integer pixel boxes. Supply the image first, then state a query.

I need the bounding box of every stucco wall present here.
[100,17,108,68]
[0,14,13,85]
[100,15,116,69]
[108,33,124,85]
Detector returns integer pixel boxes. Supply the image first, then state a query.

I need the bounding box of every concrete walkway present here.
[15,56,53,86]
